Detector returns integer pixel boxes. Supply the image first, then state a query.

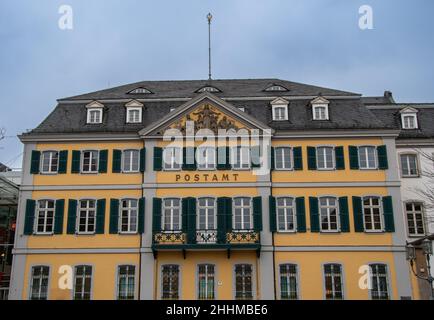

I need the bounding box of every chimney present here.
[384,91,395,103]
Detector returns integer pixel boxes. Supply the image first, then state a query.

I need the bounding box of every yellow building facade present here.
[9,79,416,300]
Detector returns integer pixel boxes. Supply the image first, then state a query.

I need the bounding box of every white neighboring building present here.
[366,94,434,299]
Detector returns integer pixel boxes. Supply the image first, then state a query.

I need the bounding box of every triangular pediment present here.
[125,99,144,108]
[310,96,330,105]
[400,106,418,114]
[139,93,271,137]
[270,97,289,105]
[86,100,104,109]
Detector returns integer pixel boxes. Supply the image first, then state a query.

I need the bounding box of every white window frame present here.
[400,153,419,177]
[369,264,390,300]
[238,107,246,112]
[197,197,216,230]
[40,150,59,174]
[29,265,50,300]
[163,147,182,171]
[234,264,253,300]
[126,107,142,124]
[272,105,288,121]
[117,265,136,300]
[73,265,93,300]
[274,147,293,170]
[312,104,329,120]
[358,146,378,170]
[233,197,252,231]
[231,146,250,170]
[362,196,384,232]
[316,146,335,170]
[81,150,99,173]
[77,199,97,234]
[319,197,340,232]
[197,147,216,170]
[401,113,418,129]
[265,85,287,92]
[279,263,299,300]
[197,264,215,300]
[161,264,180,300]
[162,198,181,231]
[119,199,139,234]
[276,197,296,232]
[122,149,140,173]
[34,199,56,235]
[323,263,344,300]
[86,108,103,124]
[405,202,425,236]
[197,86,220,93]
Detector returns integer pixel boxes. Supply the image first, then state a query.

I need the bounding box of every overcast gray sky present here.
[1,0,433,169]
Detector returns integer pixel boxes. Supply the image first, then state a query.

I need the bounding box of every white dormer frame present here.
[264,84,288,92]
[400,107,419,129]
[311,96,330,121]
[125,100,144,124]
[128,87,152,94]
[86,101,104,124]
[196,86,221,93]
[271,98,289,121]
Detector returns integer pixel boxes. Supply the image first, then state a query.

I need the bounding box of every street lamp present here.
[422,238,433,255]
[406,239,434,300]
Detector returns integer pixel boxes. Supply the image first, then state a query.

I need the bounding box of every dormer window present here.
[400,107,418,129]
[264,84,288,92]
[128,87,152,94]
[86,101,104,124]
[271,98,289,121]
[196,86,221,93]
[125,100,143,124]
[311,96,330,121]
[238,107,245,112]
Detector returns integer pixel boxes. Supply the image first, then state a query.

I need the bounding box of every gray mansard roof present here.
[22,78,433,138]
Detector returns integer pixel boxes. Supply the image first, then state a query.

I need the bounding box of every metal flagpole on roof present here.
[207,13,213,80]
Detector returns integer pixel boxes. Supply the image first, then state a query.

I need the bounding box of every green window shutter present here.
[335,146,345,170]
[138,197,145,234]
[309,197,320,232]
[251,146,261,168]
[307,147,317,170]
[269,196,276,232]
[152,198,162,232]
[293,147,303,170]
[181,197,196,243]
[270,147,275,171]
[109,199,119,234]
[339,197,350,232]
[253,196,262,231]
[349,146,359,169]
[182,148,196,170]
[23,199,36,235]
[225,147,231,170]
[295,197,306,233]
[54,199,65,234]
[67,199,77,234]
[382,196,395,232]
[98,150,108,173]
[217,197,230,243]
[377,145,388,170]
[30,150,40,174]
[112,150,122,173]
[140,148,146,172]
[71,151,81,173]
[352,196,364,232]
[58,150,68,174]
[153,147,163,171]
[95,199,106,234]
[226,197,233,231]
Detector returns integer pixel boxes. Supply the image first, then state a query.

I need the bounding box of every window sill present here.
[401,175,420,179]
[276,230,297,234]
[39,172,59,175]
[33,232,54,236]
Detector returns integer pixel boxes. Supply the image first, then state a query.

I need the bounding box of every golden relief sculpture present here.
[169,104,240,134]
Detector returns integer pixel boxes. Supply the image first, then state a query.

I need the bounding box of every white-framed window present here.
[117,265,136,300]
[40,151,59,173]
[198,264,215,300]
[400,154,419,177]
[77,199,96,234]
[406,202,425,236]
[120,199,139,233]
[197,197,216,230]
[73,265,92,300]
[265,85,287,92]
[81,150,99,173]
[369,264,390,300]
[316,146,335,170]
[126,107,142,123]
[170,107,176,112]
[319,197,339,232]
[234,264,253,300]
[323,264,344,300]
[29,265,49,300]
[358,146,377,169]
[363,197,383,232]
[233,197,252,230]
[197,86,220,93]
[197,147,216,170]
[163,147,182,171]
[128,87,152,94]
[35,199,55,234]
[276,197,296,232]
[279,264,298,300]
[401,113,418,129]
[272,105,288,121]
[232,146,250,170]
[238,107,245,112]
[275,147,292,170]
[122,149,140,172]
[312,104,329,120]
[162,198,181,231]
[87,108,103,124]
[161,264,179,300]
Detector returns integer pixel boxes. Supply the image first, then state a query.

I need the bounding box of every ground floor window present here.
[162,264,179,300]
[73,265,92,300]
[29,266,49,300]
[280,264,298,300]
[117,265,136,300]
[198,264,215,300]
[324,263,344,300]
[370,264,390,300]
[235,264,253,300]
